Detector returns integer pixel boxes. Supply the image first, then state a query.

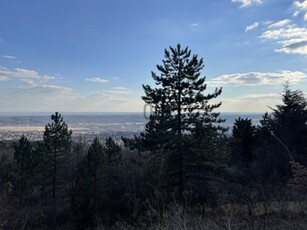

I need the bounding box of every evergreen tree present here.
[43,112,72,199]
[256,112,274,142]
[191,122,228,172]
[232,117,256,165]
[254,112,275,165]
[105,137,122,163]
[252,85,307,180]
[86,137,104,182]
[270,84,307,162]
[128,44,225,199]
[0,142,13,187]
[122,88,173,155]
[76,137,104,194]
[71,137,104,227]
[13,135,38,202]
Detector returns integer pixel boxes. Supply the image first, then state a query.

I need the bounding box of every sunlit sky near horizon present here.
[0,0,306,113]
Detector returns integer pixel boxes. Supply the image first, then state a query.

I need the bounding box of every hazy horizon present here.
[0,111,264,116]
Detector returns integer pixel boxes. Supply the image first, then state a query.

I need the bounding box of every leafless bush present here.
[288,160,307,193]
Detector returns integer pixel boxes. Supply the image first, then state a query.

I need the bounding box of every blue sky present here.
[0,0,306,113]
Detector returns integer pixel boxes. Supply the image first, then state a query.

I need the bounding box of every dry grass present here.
[1,187,307,230]
[94,199,307,230]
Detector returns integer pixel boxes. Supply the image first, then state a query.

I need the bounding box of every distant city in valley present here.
[0,112,262,141]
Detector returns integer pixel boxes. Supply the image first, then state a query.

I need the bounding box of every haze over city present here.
[0,0,306,113]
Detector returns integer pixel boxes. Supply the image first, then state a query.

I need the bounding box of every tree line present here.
[0,44,307,229]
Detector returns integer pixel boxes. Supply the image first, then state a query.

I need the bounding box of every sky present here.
[0,0,306,113]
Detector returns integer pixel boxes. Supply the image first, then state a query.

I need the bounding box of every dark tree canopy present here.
[87,137,104,176]
[105,137,122,163]
[43,112,72,199]
[13,135,38,202]
[71,137,104,228]
[142,44,224,135]
[270,84,307,161]
[232,117,256,164]
[125,44,226,200]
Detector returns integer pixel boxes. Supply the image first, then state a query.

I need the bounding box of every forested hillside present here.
[1,45,307,229]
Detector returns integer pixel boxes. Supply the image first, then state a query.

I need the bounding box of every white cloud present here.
[237,93,279,100]
[14,68,40,79]
[293,0,307,20]
[293,11,300,17]
[245,22,259,32]
[232,0,263,8]
[245,21,273,32]
[259,20,307,55]
[219,93,281,112]
[31,85,72,94]
[276,39,307,55]
[112,87,129,91]
[5,86,139,112]
[0,67,56,82]
[0,66,72,102]
[90,87,131,98]
[1,55,16,60]
[15,84,73,94]
[263,21,273,25]
[0,66,141,112]
[260,27,307,40]
[190,23,200,27]
[267,19,292,28]
[102,87,131,96]
[85,77,109,83]
[294,0,307,10]
[209,70,307,86]
[244,4,307,56]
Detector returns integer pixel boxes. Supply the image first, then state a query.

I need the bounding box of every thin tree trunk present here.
[177,72,183,202]
[53,147,57,200]
[21,155,24,204]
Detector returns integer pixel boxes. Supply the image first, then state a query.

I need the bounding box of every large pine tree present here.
[129,44,225,199]
[43,112,72,199]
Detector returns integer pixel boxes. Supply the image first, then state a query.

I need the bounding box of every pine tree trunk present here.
[177,72,183,202]
[21,155,24,204]
[53,146,57,200]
